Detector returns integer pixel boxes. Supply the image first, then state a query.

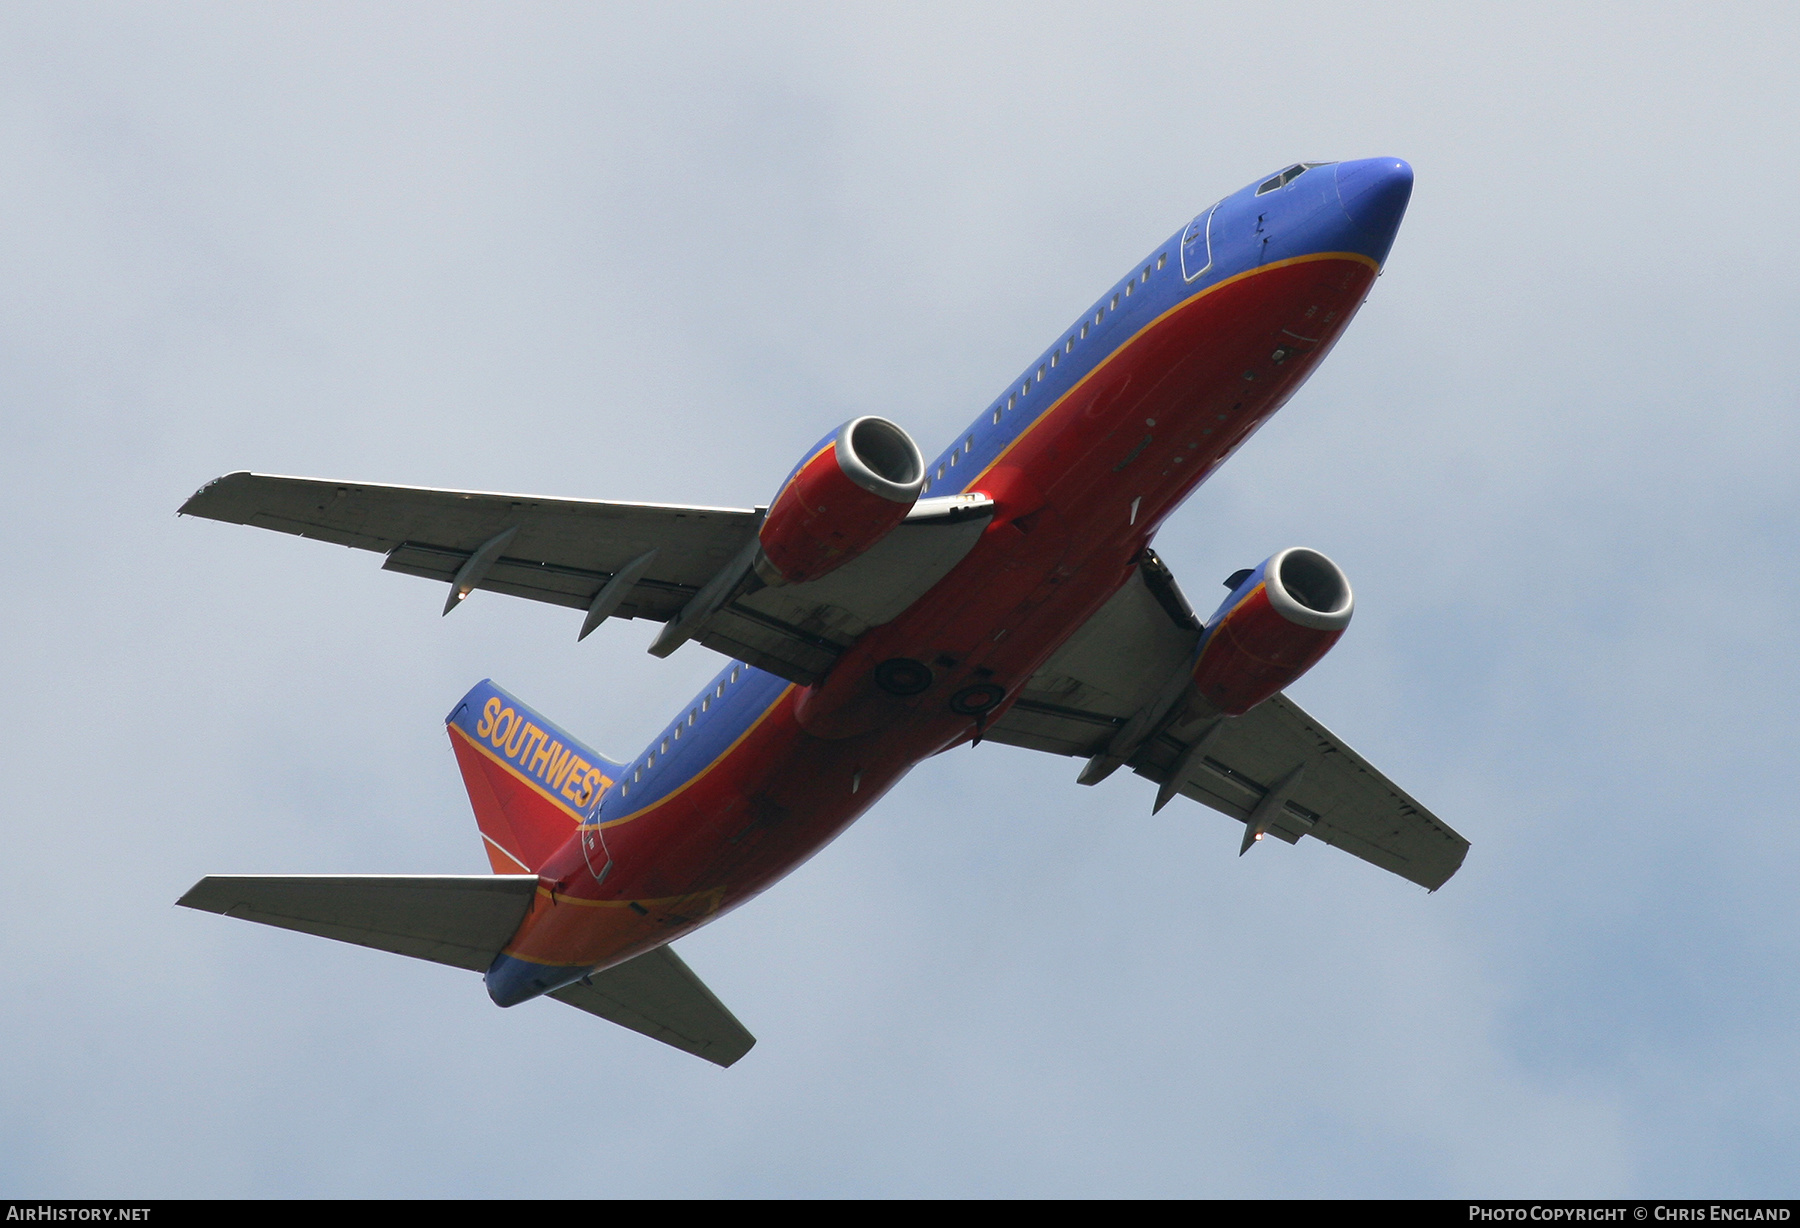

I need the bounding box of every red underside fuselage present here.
[502,252,1379,977]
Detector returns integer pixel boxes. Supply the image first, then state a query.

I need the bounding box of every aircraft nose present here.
[1335,157,1414,252]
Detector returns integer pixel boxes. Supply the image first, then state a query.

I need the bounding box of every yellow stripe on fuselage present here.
[962,251,1380,493]
[767,440,837,511]
[522,883,730,914]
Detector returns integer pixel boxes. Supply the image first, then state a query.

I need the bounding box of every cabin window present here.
[1079,323,1088,340]
[647,752,656,768]
[992,409,1001,425]
[1156,253,1167,270]
[1110,294,1119,310]
[1050,352,1058,368]
[1007,393,1016,410]
[1065,338,1074,354]
[687,711,696,726]
[1125,282,1133,297]
[730,666,741,684]
[963,437,972,453]
[660,738,669,754]
[949,452,957,467]
[937,463,946,479]
[672,725,681,741]
[633,767,641,783]
[716,683,725,698]
[1021,381,1030,396]
[1037,364,1046,381]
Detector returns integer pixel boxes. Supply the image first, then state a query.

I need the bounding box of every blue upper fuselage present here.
[920,157,1414,496]
[589,158,1414,828]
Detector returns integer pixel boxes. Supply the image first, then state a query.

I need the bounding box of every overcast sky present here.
[4,2,1798,1198]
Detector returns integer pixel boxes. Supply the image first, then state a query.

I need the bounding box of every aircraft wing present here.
[177,874,756,1066]
[180,472,991,686]
[179,472,759,623]
[984,558,1469,891]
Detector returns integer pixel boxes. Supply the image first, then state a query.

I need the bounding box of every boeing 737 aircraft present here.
[178,157,1466,1066]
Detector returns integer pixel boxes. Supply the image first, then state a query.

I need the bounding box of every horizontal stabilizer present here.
[176,874,537,972]
[178,874,756,1064]
[551,946,756,1067]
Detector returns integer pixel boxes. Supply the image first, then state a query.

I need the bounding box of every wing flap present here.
[984,553,1199,758]
[176,874,539,972]
[734,497,994,639]
[380,541,700,618]
[181,472,757,620]
[678,494,997,685]
[1126,696,1468,888]
[245,511,387,550]
[985,696,1125,757]
[550,946,756,1068]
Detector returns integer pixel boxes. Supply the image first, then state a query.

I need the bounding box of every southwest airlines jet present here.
[178,158,1466,1066]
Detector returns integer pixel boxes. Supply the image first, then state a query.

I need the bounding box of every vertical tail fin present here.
[446,680,626,875]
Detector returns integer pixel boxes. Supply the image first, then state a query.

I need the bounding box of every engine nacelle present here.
[757,417,926,585]
[1190,547,1353,715]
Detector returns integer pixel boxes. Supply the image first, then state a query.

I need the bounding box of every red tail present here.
[446,680,624,874]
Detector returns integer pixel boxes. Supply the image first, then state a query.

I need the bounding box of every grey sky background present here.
[3,2,1797,1197]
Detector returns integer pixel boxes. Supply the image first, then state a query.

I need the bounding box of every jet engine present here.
[756,417,927,585]
[1190,547,1353,715]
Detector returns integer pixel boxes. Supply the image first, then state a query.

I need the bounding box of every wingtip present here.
[174,876,220,912]
[176,471,254,518]
[712,1036,758,1069]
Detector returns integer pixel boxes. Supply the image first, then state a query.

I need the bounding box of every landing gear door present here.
[1180,205,1216,282]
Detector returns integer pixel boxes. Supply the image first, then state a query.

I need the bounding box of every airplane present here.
[177,157,1467,1067]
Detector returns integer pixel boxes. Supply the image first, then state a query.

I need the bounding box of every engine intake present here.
[1190,547,1353,715]
[757,417,926,585]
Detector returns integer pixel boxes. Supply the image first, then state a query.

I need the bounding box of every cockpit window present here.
[1255,162,1330,195]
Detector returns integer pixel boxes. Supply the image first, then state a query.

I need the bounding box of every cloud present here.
[2,0,1796,1197]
